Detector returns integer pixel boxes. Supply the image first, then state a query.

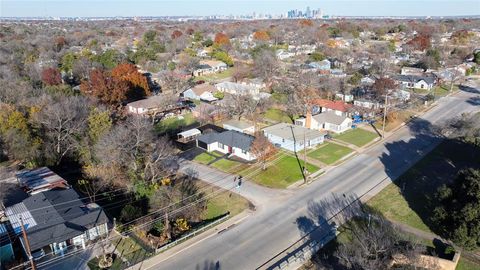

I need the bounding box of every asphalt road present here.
[140,90,480,270]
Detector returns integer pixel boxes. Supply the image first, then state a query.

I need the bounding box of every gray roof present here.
[223,119,254,130]
[126,95,165,109]
[5,189,109,251]
[263,123,326,142]
[312,112,350,125]
[395,74,436,85]
[197,130,255,151]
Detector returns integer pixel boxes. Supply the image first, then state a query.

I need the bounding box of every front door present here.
[228,146,232,153]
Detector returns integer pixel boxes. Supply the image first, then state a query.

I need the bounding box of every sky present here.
[1,0,479,18]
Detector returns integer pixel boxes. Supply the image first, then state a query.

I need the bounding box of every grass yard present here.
[456,257,480,270]
[263,108,294,123]
[308,142,354,165]
[201,184,250,220]
[155,113,198,134]
[194,68,233,82]
[368,139,480,233]
[193,151,247,172]
[249,153,320,188]
[334,128,378,147]
[193,151,222,165]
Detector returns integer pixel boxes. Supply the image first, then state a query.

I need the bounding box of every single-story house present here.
[276,49,295,60]
[263,123,326,152]
[311,99,353,117]
[193,60,228,77]
[126,95,167,115]
[361,76,376,85]
[296,111,353,133]
[5,188,109,257]
[308,59,331,71]
[395,75,436,91]
[196,130,256,161]
[182,84,218,102]
[215,82,260,96]
[354,99,381,110]
[223,119,255,134]
[335,93,354,102]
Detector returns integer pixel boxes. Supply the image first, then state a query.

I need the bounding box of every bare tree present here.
[93,116,177,188]
[250,132,278,170]
[33,95,90,164]
[253,49,279,83]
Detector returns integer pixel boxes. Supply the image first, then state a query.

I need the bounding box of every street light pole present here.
[382,93,389,138]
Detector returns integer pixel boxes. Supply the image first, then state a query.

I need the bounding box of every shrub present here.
[120,204,142,223]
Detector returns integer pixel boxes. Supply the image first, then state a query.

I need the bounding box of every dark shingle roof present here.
[395,74,436,85]
[6,189,109,251]
[197,130,255,151]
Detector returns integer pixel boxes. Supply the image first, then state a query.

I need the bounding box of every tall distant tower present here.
[306,6,311,18]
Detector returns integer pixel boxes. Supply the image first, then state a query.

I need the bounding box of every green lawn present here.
[202,185,250,220]
[368,183,432,233]
[308,143,354,165]
[194,68,234,82]
[368,139,480,233]
[193,152,247,172]
[155,113,198,134]
[193,152,222,165]
[249,153,320,188]
[263,108,294,123]
[456,257,480,270]
[334,128,378,147]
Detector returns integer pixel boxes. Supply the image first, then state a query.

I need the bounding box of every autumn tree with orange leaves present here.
[299,19,314,27]
[214,33,230,47]
[250,132,278,170]
[41,67,62,86]
[111,63,151,97]
[407,35,431,51]
[253,31,270,41]
[80,69,130,105]
[171,30,183,39]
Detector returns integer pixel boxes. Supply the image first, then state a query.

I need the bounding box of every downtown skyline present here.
[1,0,479,18]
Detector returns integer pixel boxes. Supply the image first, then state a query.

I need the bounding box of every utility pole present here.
[20,217,36,270]
[382,93,389,138]
[303,104,308,183]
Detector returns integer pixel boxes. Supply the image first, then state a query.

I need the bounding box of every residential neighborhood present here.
[1,2,480,270]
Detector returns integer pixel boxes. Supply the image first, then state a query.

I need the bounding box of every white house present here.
[395,75,436,91]
[354,99,381,110]
[296,111,352,133]
[196,130,256,161]
[193,60,228,77]
[263,123,326,152]
[335,93,354,102]
[223,119,255,134]
[182,84,218,102]
[126,95,168,115]
[215,82,260,96]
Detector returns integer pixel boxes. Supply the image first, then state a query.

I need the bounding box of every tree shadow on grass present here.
[379,117,480,239]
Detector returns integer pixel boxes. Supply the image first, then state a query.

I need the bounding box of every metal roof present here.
[16,167,68,193]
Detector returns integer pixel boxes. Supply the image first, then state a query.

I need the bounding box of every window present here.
[242,150,247,155]
[218,143,224,149]
[282,138,285,143]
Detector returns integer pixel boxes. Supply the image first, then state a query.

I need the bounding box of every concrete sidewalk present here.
[129,209,254,270]
[179,159,290,207]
